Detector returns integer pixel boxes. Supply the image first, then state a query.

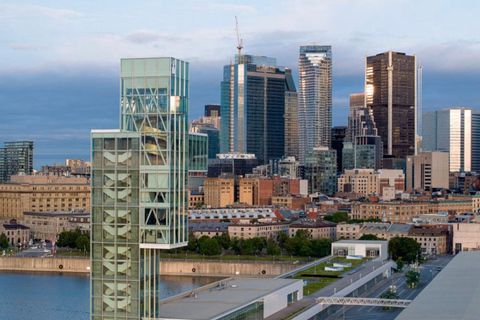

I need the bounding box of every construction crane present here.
[235,16,243,56]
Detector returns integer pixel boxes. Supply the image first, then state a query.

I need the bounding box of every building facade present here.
[220,54,290,164]
[91,57,189,319]
[288,219,337,240]
[304,147,337,195]
[298,45,332,164]
[423,107,477,172]
[23,210,90,241]
[0,141,34,182]
[406,151,450,191]
[203,177,235,208]
[337,169,404,197]
[285,69,299,159]
[228,222,289,240]
[0,175,90,219]
[190,121,218,159]
[366,51,416,159]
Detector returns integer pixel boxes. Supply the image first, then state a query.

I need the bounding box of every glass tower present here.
[220,54,288,164]
[365,51,416,159]
[91,57,189,319]
[0,141,34,182]
[423,107,475,172]
[298,45,332,164]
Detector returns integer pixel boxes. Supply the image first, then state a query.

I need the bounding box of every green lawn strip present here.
[300,257,369,276]
[55,249,87,257]
[302,279,337,296]
[159,253,311,263]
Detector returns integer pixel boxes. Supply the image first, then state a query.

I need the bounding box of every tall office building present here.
[298,45,332,164]
[472,112,480,173]
[204,104,221,117]
[190,121,219,159]
[331,126,347,173]
[345,93,377,143]
[0,141,34,182]
[365,51,417,159]
[303,147,337,195]
[284,69,299,159]
[406,151,449,190]
[342,135,382,171]
[423,107,478,172]
[220,54,288,164]
[91,58,190,319]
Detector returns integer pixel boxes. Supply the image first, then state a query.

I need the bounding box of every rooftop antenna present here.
[235,16,243,56]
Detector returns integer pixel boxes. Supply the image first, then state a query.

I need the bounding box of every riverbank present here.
[0,257,302,276]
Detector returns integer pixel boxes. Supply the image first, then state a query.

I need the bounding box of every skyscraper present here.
[220,54,288,164]
[0,141,34,182]
[298,45,332,164]
[331,126,347,172]
[204,104,221,117]
[365,51,417,159]
[345,93,377,143]
[284,68,299,159]
[423,107,477,172]
[190,121,219,159]
[304,147,337,195]
[91,58,190,319]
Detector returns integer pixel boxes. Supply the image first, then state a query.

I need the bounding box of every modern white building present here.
[423,107,479,172]
[331,240,389,260]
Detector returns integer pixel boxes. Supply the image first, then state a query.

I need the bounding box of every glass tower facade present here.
[91,57,190,319]
[298,45,332,165]
[0,141,34,182]
[220,54,288,164]
[423,107,475,172]
[304,147,337,195]
[365,51,416,159]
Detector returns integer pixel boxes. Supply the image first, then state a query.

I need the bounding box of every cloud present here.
[9,43,49,51]
[125,30,180,44]
[2,4,83,20]
[196,2,257,14]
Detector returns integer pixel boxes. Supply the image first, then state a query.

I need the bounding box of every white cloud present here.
[2,4,83,20]
[9,43,49,51]
[195,2,257,14]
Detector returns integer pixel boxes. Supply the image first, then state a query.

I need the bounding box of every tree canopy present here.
[323,212,349,223]
[388,237,421,263]
[0,233,9,250]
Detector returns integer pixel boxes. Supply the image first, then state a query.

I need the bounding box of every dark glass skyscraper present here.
[0,141,34,182]
[220,54,289,164]
[204,104,220,117]
[365,51,416,159]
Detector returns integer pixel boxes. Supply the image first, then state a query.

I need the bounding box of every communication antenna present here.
[235,16,243,56]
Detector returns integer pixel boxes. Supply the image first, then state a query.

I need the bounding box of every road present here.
[11,243,53,258]
[326,254,454,320]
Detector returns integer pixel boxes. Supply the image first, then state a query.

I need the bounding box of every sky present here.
[0,0,479,168]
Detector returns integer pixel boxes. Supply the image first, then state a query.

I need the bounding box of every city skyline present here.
[1,0,480,166]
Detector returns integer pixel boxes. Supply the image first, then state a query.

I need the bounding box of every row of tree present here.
[184,229,332,258]
[57,230,90,252]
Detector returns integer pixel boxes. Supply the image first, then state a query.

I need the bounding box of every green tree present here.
[380,288,399,300]
[295,229,312,241]
[199,238,221,256]
[311,238,332,257]
[187,234,197,252]
[76,235,90,253]
[359,234,384,241]
[196,235,210,250]
[240,239,255,255]
[277,232,288,248]
[195,201,203,208]
[213,233,230,250]
[57,229,81,248]
[251,237,266,252]
[266,235,281,256]
[284,237,300,255]
[396,257,404,271]
[405,269,420,287]
[323,212,349,223]
[230,237,241,254]
[0,233,9,250]
[388,237,421,263]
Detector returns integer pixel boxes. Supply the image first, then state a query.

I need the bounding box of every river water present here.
[0,272,222,320]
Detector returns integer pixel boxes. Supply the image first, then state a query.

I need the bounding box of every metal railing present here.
[316,297,412,308]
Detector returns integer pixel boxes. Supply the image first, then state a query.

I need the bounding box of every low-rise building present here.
[188,208,277,222]
[189,222,231,238]
[188,191,204,208]
[337,169,404,198]
[0,175,90,219]
[452,222,480,253]
[336,223,362,240]
[228,222,289,240]
[22,210,90,241]
[360,223,412,240]
[271,195,310,210]
[0,219,30,247]
[331,240,388,259]
[288,219,336,240]
[408,225,448,255]
[203,177,235,208]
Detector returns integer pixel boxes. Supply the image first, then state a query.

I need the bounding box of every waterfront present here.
[0,272,223,320]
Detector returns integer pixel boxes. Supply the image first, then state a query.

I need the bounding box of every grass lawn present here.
[159,252,312,263]
[56,248,88,257]
[297,257,370,296]
[301,257,369,276]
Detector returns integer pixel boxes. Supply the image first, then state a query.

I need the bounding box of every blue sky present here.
[0,0,479,168]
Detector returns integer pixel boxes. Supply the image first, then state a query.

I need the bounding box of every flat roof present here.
[158,277,300,320]
[396,251,480,320]
[333,240,388,245]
